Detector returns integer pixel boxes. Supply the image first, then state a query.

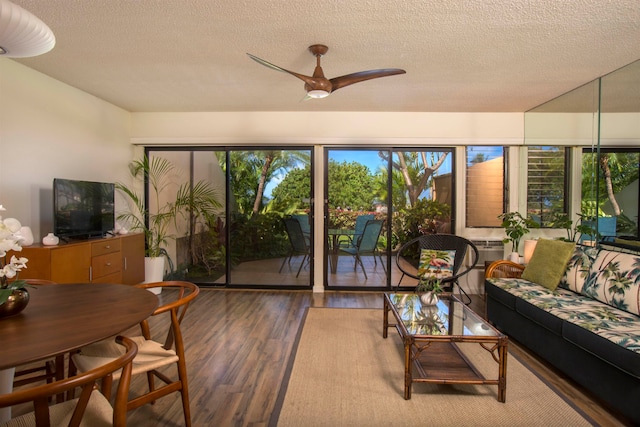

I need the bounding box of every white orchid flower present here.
[0,205,29,294]
[2,218,22,233]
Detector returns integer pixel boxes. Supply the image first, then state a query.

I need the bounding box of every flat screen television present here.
[53,178,115,241]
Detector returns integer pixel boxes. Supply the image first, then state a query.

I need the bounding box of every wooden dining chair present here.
[0,335,137,427]
[70,281,200,427]
[12,279,66,401]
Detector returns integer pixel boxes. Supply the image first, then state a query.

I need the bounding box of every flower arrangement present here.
[0,205,29,305]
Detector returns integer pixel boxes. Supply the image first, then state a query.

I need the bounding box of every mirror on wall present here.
[524,59,640,245]
[597,60,640,242]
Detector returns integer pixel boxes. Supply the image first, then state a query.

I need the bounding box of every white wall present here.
[130,111,523,144]
[0,59,133,240]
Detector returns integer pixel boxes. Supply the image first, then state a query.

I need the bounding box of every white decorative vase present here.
[419,292,439,306]
[42,233,59,246]
[144,257,165,295]
[16,226,34,246]
[508,252,520,263]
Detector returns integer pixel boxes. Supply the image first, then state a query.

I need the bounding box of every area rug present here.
[271,308,594,427]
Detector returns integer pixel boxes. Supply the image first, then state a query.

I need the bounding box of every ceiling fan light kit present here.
[0,0,55,58]
[306,90,330,99]
[247,44,405,99]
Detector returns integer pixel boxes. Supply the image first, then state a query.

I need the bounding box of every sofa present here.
[485,243,640,424]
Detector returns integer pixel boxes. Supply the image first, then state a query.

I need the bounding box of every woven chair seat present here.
[73,337,179,379]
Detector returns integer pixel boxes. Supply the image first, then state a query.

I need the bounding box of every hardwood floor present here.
[118,288,634,427]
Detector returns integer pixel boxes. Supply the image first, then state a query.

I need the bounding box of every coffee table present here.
[383,293,508,401]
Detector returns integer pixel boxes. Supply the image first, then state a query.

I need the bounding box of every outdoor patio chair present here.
[395,234,479,303]
[280,217,311,277]
[342,214,375,247]
[339,219,385,279]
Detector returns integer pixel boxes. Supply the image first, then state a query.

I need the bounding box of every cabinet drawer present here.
[92,252,121,280]
[91,239,121,257]
[91,271,122,284]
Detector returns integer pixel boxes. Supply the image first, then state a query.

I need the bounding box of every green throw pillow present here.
[521,239,576,291]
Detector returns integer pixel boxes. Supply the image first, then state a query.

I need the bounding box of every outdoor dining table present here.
[0,282,158,421]
[327,228,356,273]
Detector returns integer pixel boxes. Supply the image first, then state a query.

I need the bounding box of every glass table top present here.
[387,293,500,337]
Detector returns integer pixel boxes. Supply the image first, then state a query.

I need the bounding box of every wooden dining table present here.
[0,282,158,421]
[1,282,158,370]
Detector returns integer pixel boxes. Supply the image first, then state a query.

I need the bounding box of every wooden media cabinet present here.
[16,233,145,285]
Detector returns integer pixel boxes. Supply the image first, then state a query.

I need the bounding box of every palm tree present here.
[251,150,309,216]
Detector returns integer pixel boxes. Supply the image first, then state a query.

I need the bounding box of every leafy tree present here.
[222,150,309,216]
[270,165,311,210]
[373,166,406,210]
[223,152,261,215]
[327,160,376,210]
[469,153,487,165]
[582,151,639,216]
[252,151,308,216]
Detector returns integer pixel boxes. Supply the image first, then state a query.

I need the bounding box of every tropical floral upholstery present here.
[558,245,598,294]
[557,246,640,317]
[584,250,640,317]
[488,277,640,354]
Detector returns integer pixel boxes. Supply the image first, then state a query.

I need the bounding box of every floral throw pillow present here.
[418,249,455,279]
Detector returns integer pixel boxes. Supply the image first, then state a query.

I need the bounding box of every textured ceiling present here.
[8,0,640,113]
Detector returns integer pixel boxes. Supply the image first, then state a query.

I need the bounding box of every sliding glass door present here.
[325,148,453,290]
[226,148,313,287]
[145,147,312,288]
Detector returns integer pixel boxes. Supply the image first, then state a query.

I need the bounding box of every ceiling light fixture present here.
[0,0,55,58]
[306,89,330,99]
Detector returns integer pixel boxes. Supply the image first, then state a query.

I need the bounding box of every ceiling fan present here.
[247,44,406,99]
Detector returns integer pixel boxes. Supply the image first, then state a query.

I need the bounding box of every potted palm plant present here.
[116,155,221,291]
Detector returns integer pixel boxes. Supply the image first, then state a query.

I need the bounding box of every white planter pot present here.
[508,252,520,263]
[419,291,439,306]
[144,257,165,294]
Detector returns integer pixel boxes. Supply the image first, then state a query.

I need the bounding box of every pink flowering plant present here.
[0,205,29,305]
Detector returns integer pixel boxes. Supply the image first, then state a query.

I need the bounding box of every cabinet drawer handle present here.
[105,262,111,266]
[105,245,111,249]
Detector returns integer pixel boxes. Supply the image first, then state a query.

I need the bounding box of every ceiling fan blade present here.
[329,68,406,92]
[246,52,317,87]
